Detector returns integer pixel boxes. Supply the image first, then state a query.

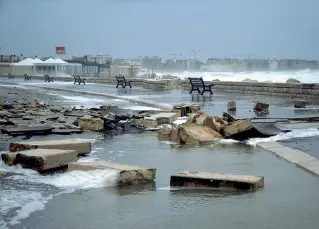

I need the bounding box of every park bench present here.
[73,75,86,85]
[188,77,214,95]
[24,74,31,81]
[115,75,132,88]
[8,73,14,79]
[44,74,54,82]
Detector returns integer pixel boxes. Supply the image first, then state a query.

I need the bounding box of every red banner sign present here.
[56,46,65,54]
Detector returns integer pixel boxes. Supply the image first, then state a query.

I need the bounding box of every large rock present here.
[178,124,223,145]
[68,161,156,186]
[9,139,91,156]
[195,115,222,133]
[253,102,269,112]
[14,149,78,171]
[78,115,104,131]
[294,100,307,108]
[157,124,173,139]
[286,78,301,83]
[223,120,253,138]
[170,171,264,191]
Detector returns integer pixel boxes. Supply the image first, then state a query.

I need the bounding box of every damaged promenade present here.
[1,79,319,229]
[1,80,319,192]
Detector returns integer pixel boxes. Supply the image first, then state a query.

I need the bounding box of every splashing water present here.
[155,69,319,83]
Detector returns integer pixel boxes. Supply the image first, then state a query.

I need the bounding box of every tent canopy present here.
[14,58,36,66]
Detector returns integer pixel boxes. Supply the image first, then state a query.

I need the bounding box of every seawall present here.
[1,75,318,98]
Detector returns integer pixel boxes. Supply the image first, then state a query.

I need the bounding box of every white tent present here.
[14,58,35,66]
[34,58,81,76]
[12,58,35,75]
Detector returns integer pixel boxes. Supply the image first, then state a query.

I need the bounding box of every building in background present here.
[110,62,141,78]
[141,56,162,70]
[268,59,279,71]
[86,54,112,64]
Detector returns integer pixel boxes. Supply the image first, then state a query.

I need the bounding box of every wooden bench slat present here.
[73,75,86,85]
[115,76,132,88]
[188,77,214,95]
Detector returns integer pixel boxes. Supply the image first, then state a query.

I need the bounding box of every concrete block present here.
[9,139,91,156]
[223,120,253,138]
[14,149,78,171]
[170,171,264,191]
[147,112,179,125]
[68,161,156,186]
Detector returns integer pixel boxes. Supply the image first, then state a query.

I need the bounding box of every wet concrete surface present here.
[1,78,319,229]
[280,136,319,160]
[1,78,319,120]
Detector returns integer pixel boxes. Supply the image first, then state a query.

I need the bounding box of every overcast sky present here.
[0,0,318,60]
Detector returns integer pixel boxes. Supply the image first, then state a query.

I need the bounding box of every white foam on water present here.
[218,139,240,144]
[0,189,53,227]
[125,105,160,111]
[0,146,118,228]
[246,128,319,146]
[156,69,319,83]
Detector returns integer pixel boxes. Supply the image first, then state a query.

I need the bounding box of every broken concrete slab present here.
[14,149,78,171]
[258,142,317,164]
[170,171,264,191]
[9,139,91,156]
[1,152,18,166]
[68,161,156,186]
[51,128,84,135]
[223,120,253,138]
[258,142,319,177]
[146,112,179,126]
[1,125,54,136]
[178,124,223,145]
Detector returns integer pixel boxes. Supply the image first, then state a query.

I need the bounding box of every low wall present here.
[1,74,318,97]
[180,80,319,98]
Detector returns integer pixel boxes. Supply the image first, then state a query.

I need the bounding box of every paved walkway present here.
[2,78,319,119]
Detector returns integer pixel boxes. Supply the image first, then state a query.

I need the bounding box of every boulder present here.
[195,115,222,133]
[178,124,223,145]
[169,126,181,142]
[254,102,269,112]
[294,100,307,108]
[286,78,301,83]
[223,120,253,138]
[78,115,104,131]
[227,101,236,112]
[157,124,173,139]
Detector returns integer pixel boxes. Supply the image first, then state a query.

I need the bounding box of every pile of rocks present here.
[157,109,284,144]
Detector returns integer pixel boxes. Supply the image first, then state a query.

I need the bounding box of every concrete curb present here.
[0,81,172,110]
[258,142,319,177]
